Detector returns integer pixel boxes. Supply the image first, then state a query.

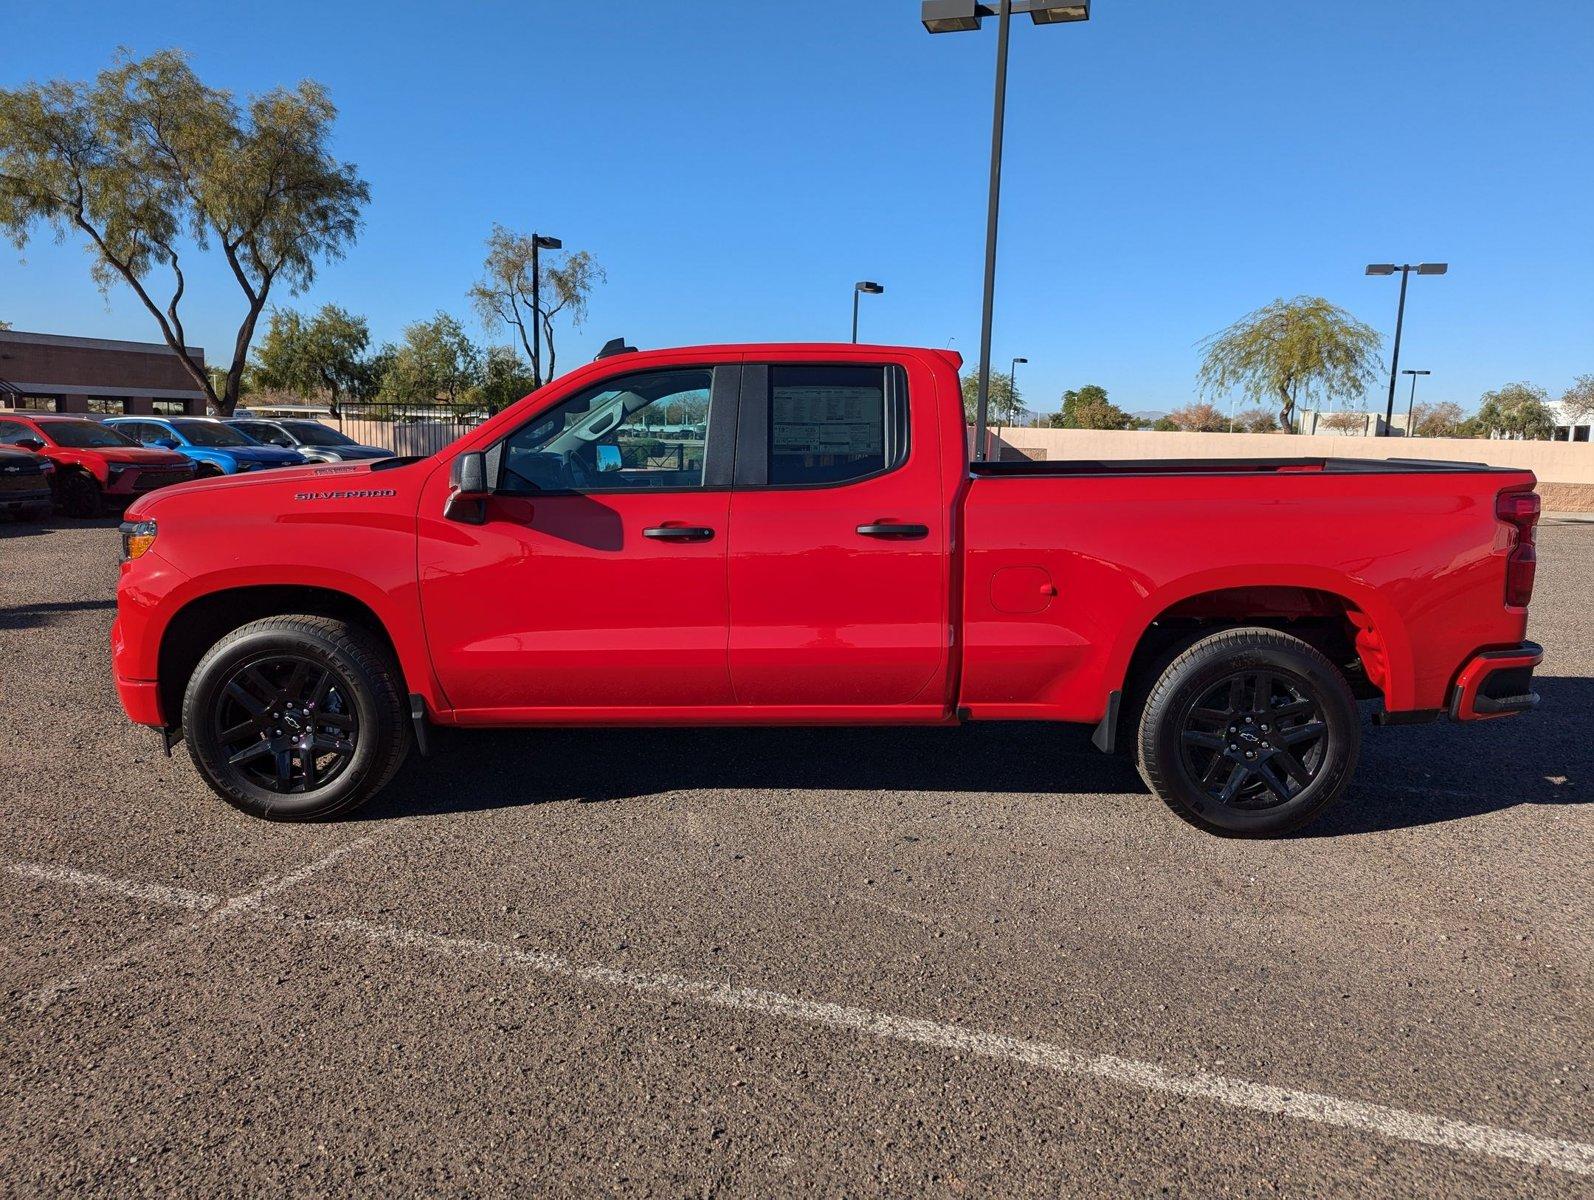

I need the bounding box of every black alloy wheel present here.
[1137,627,1359,837]
[213,653,360,794]
[1177,670,1328,809]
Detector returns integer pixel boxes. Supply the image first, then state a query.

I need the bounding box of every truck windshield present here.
[174,420,253,447]
[44,421,139,449]
[282,421,357,447]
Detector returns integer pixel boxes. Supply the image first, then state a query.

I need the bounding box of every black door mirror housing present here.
[16,437,45,452]
[445,450,490,524]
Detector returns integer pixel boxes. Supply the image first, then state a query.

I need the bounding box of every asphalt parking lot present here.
[1,516,1590,1196]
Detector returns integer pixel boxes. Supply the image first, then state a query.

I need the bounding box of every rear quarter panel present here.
[959,469,1533,720]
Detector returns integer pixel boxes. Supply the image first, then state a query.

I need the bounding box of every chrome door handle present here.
[643,525,715,542]
[856,523,929,540]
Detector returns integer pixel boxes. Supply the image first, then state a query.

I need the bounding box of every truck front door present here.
[418,364,739,714]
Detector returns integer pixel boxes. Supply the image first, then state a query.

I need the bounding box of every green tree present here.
[1197,296,1382,434]
[252,304,370,410]
[1473,383,1556,440]
[469,224,605,388]
[1410,400,1466,438]
[0,50,368,415]
[379,313,481,408]
[961,371,1025,435]
[1166,401,1228,433]
[1047,383,1134,430]
[471,345,536,415]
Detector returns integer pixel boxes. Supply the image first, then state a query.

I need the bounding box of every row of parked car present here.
[0,413,393,519]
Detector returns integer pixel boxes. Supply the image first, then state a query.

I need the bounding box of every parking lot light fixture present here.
[922,0,983,33]
[530,233,563,389]
[1402,368,1432,435]
[921,0,1090,460]
[1367,261,1448,436]
[852,281,886,343]
[1026,1,1091,24]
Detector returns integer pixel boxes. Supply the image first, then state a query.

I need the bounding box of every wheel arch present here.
[157,584,411,726]
[1105,570,1414,732]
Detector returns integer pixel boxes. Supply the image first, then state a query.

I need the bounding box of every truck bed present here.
[971,456,1518,478]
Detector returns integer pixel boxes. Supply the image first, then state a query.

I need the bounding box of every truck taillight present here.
[1496,487,1539,608]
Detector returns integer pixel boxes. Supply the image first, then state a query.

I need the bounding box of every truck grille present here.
[0,469,45,493]
[133,469,193,491]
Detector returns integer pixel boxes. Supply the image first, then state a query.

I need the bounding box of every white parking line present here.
[6,852,1592,1178]
[12,838,371,1012]
[5,861,220,911]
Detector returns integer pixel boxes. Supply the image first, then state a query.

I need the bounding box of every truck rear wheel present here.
[181,615,410,821]
[1137,627,1359,837]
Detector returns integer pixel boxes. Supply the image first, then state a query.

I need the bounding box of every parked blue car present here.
[103,416,309,476]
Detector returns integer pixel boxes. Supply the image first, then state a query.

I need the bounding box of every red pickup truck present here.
[111,342,1542,835]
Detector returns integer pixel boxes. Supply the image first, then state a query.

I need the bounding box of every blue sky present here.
[3,0,1590,417]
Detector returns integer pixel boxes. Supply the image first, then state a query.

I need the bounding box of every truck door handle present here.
[643,525,715,542]
[856,523,930,540]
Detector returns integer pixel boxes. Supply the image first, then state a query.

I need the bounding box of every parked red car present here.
[112,342,1542,835]
[0,413,197,517]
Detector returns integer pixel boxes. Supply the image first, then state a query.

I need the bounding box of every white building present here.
[1549,399,1592,442]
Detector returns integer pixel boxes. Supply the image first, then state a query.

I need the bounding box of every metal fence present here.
[241,401,489,458]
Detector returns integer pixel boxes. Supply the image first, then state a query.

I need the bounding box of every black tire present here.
[182,615,410,821]
[197,463,224,478]
[1137,627,1359,837]
[58,471,102,518]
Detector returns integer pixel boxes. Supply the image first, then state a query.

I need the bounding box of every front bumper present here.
[105,467,199,496]
[0,485,53,511]
[1449,642,1543,721]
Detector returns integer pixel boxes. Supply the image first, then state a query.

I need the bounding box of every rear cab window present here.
[737,363,909,488]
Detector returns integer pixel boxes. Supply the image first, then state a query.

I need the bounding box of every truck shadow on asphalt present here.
[365,675,1589,837]
[0,598,118,630]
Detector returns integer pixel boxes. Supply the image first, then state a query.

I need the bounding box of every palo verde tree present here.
[251,304,371,411]
[469,224,605,389]
[0,50,368,415]
[1197,296,1382,433]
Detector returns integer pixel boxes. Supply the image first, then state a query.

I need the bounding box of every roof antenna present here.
[595,337,638,360]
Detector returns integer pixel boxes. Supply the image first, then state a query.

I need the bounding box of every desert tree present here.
[1560,374,1594,427]
[378,312,481,409]
[0,50,367,415]
[1473,383,1556,440]
[251,304,370,410]
[469,224,605,388]
[1166,401,1229,433]
[1409,400,1466,438]
[1198,296,1382,433]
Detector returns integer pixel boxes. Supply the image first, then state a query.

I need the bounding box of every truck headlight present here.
[119,519,158,562]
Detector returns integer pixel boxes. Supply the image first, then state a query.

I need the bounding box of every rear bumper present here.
[1449,642,1543,721]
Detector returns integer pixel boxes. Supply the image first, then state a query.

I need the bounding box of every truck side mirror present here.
[16,437,45,452]
[445,450,489,525]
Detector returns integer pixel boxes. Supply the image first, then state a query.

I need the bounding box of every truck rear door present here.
[725,358,952,710]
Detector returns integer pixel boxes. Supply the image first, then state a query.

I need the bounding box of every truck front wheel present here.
[1137,627,1360,837]
[181,615,411,821]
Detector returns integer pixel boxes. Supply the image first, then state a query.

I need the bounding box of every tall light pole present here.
[923,0,1090,460]
[531,233,562,388]
[1402,368,1431,436]
[1010,355,1028,424]
[1366,262,1446,437]
[852,281,885,343]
